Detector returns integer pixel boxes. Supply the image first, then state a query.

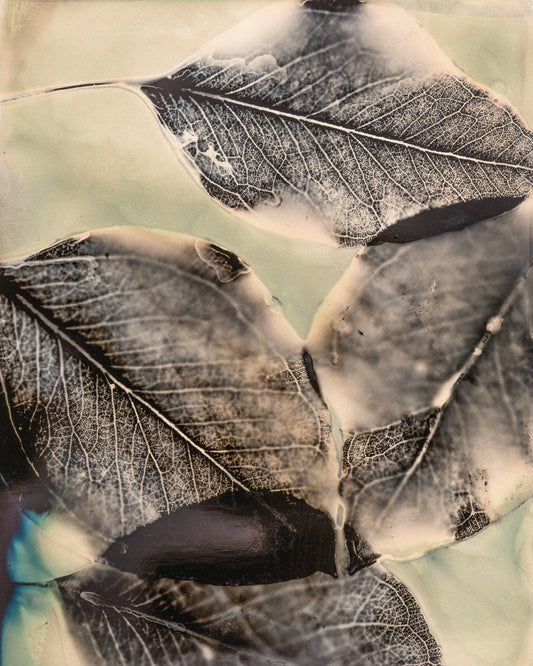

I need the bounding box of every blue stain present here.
[7,510,57,585]
[2,586,59,666]
[2,510,56,666]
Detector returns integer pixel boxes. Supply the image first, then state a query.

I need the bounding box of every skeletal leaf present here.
[141,1,533,246]
[0,230,337,544]
[57,562,441,665]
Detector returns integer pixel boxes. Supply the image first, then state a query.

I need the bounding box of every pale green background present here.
[0,1,532,664]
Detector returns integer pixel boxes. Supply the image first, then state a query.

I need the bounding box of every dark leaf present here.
[57,563,441,665]
[141,3,533,246]
[103,489,337,586]
[300,0,365,9]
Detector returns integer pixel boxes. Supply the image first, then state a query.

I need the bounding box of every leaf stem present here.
[0,77,144,104]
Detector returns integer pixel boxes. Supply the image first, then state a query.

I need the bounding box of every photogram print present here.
[0,0,531,664]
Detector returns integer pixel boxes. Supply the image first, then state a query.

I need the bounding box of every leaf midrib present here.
[3,286,250,493]
[178,88,533,175]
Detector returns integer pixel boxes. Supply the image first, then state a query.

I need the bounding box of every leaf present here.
[0,231,445,662]
[307,203,533,561]
[56,562,441,665]
[300,0,364,9]
[141,2,533,246]
[308,201,532,431]
[0,230,337,544]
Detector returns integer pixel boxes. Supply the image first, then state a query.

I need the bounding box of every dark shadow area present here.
[104,489,337,586]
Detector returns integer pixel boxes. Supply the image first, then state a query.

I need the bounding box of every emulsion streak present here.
[104,490,337,586]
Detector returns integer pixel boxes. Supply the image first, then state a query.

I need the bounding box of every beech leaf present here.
[141,1,533,246]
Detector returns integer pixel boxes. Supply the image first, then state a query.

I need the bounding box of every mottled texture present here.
[0,233,335,541]
[340,264,532,558]
[309,202,532,430]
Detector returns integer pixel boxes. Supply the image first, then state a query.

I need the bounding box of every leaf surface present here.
[57,563,441,665]
[307,204,533,560]
[141,2,533,246]
[308,201,532,431]
[0,231,336,543]
[0,231,446,663]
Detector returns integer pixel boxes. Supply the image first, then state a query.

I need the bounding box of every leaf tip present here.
[194,240,250,283]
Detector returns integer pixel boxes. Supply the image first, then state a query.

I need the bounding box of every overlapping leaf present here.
[141,1,533,246]
[1,0,532,661]
[342,271,531,558]
[1,216,531,660]
[0,231,336,542]
[0,230,447,663]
